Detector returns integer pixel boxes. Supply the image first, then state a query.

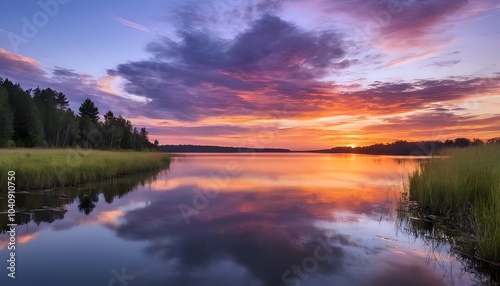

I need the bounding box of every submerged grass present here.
[0,149,171,190]
[409,144,500,262]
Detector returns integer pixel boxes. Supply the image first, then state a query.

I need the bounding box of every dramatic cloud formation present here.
[110,14,348,121]
[1,0,499,148]
[316,0,499,50]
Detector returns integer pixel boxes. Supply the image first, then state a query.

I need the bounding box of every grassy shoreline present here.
[409,144,500,262]
[0,149,171,190]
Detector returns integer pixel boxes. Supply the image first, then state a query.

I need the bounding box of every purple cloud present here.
[427,59,461,68]
[111,14,349,121]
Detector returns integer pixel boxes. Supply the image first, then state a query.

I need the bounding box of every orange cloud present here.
[0,232,39,250]
[97,75,120,95]
[18,233,39,244]
[98,210,125,226]
[0,48,40,66]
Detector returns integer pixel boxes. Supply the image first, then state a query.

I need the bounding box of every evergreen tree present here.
[1,79,45,147]
[79,115,101,148]
[103,110,115,149]
[102,111,133,149]
[0,85,14,146]
[132,127,139,150]
[118,116,133,149]
[33,88,69,146]
[0,79,159,150]
[60,109,80,147]
[79,98,99,123]
[136,127,149,150]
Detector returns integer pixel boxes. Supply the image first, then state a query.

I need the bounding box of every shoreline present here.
[0,149,171,191]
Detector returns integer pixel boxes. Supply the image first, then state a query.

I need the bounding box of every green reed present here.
[0,149,171,190]
[409,144,500,261]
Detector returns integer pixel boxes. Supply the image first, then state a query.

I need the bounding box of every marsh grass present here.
[396,204,499,285]
[409,144,500,262]
[0,149,171,190]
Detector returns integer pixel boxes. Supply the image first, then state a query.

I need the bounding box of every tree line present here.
[324,138,500,155]
[159,145,291,153]
[0,78,158,150]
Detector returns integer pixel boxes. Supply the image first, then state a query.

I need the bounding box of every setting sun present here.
[0,0,499,284]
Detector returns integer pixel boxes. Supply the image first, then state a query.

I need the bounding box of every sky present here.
[0,0,499,150]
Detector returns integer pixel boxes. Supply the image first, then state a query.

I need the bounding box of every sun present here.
[349,144,357,148]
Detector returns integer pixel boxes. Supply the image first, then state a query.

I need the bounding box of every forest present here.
[318,138,500,155]
[0,78,157,150]
[159,145,291,153]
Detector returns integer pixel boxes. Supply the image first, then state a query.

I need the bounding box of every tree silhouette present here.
[79,98,99,123]
[0,79,158,149]
[1,78,45,147]
[0,85,14,146]
[454,138,471,148]
[32,88,73,147]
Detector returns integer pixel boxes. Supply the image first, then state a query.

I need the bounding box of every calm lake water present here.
[0,154,487,285]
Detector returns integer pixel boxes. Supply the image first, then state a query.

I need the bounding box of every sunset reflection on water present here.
[0,154,481,286]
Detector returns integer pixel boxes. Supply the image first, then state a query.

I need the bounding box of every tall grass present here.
[0,149,171,190]
[409,144,500,262]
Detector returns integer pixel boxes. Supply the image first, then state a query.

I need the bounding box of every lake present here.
[0,153,487,285]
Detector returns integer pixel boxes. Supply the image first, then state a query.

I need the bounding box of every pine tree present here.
[0,85,14,146]
[1,79,45,147]
[79,98,99,123]
[33,88,66,146]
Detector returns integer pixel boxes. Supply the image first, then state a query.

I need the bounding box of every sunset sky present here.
[1,0,499,150]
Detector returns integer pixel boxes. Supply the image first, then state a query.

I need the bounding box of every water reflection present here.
[0,154,486,285]
[115,187,348,285]
[0,171,163,232]
[397,202,500,285]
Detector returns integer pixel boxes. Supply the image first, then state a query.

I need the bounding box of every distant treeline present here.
[0,78,157,150]
[317,138,500,155]
[160,145,291,153]
[160,139,500,154]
